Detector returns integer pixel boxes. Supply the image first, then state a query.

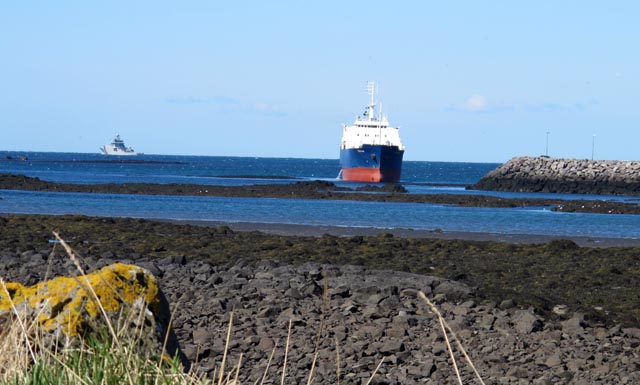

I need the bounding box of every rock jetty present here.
[1,250,638,384]
[470,156,640,195]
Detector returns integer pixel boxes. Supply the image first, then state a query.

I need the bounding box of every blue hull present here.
[340,145,404,182]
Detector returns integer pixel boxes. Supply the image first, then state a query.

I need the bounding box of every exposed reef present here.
[2,173,640,214]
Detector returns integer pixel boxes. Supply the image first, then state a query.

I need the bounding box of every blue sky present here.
[1,1,638,162]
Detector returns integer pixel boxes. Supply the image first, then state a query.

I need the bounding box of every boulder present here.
[0,263,188,368]
[512,308,544,334]
[561,313,587,336]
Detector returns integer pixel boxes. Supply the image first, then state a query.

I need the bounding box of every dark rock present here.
[479,314,496,330]
[192,328,215,346]
[499,299,516,310]
[137,261,163,278]
[257,337,275,352]
[545,354,563,367]
[621,328,640,338]
[298,281,322,297]
[512,308,544,333]
[562,313,587,335]
[2,237,639,385]
[432,280,471,300]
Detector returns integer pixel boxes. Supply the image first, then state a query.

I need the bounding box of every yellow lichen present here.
[0,282,26,311]
[0,263,159,337]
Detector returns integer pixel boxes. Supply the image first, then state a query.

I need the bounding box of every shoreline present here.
[3,211,637,247]
[2,173,640,215]
[160,219,640,248]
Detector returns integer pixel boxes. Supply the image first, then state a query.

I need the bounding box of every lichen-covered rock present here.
[0,263,187,367]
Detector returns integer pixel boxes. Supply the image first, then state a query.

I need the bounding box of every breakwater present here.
[470,156,640,195]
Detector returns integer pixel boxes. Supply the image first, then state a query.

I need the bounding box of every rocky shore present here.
[2,245,638,384]
[470,156,640,196]
[2,173,640,215]
[2,214,639,328]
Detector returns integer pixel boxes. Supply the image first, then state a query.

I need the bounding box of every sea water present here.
[0,151,496,185]
[1,151,639,239]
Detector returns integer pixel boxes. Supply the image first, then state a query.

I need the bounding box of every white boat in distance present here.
[99,134,140,156]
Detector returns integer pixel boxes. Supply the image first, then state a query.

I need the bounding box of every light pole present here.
[591,134,596,160]
[545,131,550,157]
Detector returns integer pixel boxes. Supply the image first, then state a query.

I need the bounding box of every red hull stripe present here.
[342,168,401,183]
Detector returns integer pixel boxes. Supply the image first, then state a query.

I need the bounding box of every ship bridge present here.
[340,82,404,150]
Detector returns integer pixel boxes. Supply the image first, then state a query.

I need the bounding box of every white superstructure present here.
[340,82,404,151]
[100,134,139,156]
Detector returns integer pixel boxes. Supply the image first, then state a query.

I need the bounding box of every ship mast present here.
[378,101,383,145]
[367,81,375,122]
[367,81,383,145]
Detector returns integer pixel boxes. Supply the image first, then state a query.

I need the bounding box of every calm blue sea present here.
[1,151,639,239]
[0,151,495,185]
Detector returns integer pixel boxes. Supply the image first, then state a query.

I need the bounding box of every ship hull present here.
[340,145,404,183]
[100,146,139,156]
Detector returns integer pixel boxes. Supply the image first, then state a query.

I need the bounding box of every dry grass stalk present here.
[0,312,32,381]
[305,351,319,385]
[335,335,341,385]
[0,278,37,365]
[439,308,463,385]
[280,319,292,385]
[418,290,487,385]
[158,296,182,375]
[0,232,198,385]
[0,281,87,385]
[259,341,278,385]
[52,232,120,345]
[232,353,243,385]
[217,311,234,385]
[364,357,385,385]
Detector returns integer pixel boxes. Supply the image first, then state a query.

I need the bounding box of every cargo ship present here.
[339,82,404,182]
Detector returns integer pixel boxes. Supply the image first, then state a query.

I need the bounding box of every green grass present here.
[0,293,203,385]
[6,335,186,385]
